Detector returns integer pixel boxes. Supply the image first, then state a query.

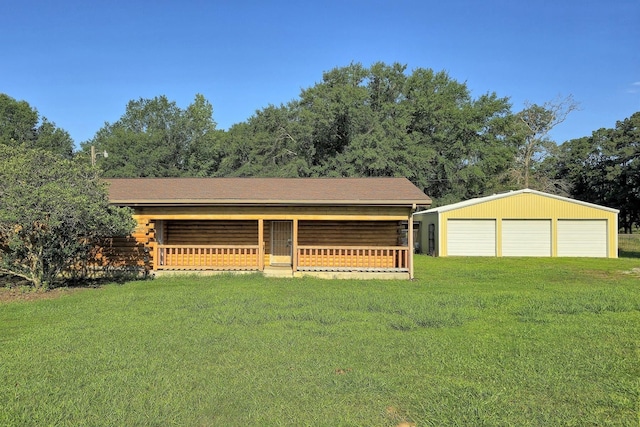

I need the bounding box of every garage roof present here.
[414,188,619,215]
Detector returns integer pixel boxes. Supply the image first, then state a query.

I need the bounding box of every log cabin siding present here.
[86,216,151,271]
[119,210,415,275]
[165,220,258,245]
[298,221,400,246]
[151,220,401,268]
[296,221,404,270]
[91,236,147,268]
[154,219,273,268]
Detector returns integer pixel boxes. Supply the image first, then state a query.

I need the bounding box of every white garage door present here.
[557,220,607,257]
[447,220,496,256]
[502,220,551,257]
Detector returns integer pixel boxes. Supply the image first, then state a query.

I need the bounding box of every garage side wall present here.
[438,193,618,258]
[416,212,439,256]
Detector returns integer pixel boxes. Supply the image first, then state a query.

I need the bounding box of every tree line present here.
[1,62,638,287]
[83,63,637,223]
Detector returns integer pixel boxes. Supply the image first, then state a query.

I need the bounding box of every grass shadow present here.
[618,234,640,259]
[619,250,640,259]
[63,273,147,288]
[1,269,148,292]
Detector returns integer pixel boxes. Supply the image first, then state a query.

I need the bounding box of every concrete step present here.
[263,266,294,278]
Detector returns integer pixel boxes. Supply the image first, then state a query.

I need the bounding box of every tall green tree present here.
[327,62,415,179]
[182,94,225,176]
[402,68,514,203]
[0,146,136,288]
[554,112,640,231]
[217,104,311,177]
[507,95,579,190]
[613,112,640,231]
[298,63,372,170]
[83,94,221,177]
[222,62,514,204]
[0,93,74,158]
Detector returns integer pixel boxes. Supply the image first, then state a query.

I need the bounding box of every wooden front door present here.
[271,221,292,265]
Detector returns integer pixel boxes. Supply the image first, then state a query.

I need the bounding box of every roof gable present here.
[415,188,618,214]
[106,177,432,207]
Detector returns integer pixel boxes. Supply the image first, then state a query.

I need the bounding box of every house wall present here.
[122,206,412,270]
[90,236,147,269]
[298,221,399,246]
[165,220,258,245]
[418,192,618,258]
[86,218,151,272]
[296,221,403,270]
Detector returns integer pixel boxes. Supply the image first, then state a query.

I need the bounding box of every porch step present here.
[263,266,294,278]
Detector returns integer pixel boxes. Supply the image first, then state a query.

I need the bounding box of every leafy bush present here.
[0,146,136,288]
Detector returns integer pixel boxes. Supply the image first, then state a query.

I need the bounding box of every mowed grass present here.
[1,257,639,426]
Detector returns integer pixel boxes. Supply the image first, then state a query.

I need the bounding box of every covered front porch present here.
[150,219,414,278]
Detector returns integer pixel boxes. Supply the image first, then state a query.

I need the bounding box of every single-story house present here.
[100,177,432,279]
[414,189,619,258]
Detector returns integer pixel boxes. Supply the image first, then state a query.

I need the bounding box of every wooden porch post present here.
[151,220,160,271]
[258,219,264,270]
[152,242,159,271]
[408,213,414,279]
[292,218,298,272]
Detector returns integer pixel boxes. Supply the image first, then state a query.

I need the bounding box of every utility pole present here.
[91,146,108,166]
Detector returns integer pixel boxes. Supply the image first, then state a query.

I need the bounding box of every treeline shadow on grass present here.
[619,250,640,259]
[1,268,150,291]
[63,271,149,288]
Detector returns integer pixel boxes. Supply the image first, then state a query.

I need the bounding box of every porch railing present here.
[155,245,261,270]
[153,244,409,273]
[296,246,409,272]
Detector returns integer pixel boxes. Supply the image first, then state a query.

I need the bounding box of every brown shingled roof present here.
[105,177,431,207]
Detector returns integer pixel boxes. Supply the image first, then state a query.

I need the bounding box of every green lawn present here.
[1,256,639,426]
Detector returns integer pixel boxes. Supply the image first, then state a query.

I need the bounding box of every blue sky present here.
[2,0,638,148]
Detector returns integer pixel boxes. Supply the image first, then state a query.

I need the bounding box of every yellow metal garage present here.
[414,189,619,258]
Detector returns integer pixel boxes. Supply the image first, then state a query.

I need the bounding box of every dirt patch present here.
[0,286,91,303]
[385,406,416,427]
[622,267,640,277]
